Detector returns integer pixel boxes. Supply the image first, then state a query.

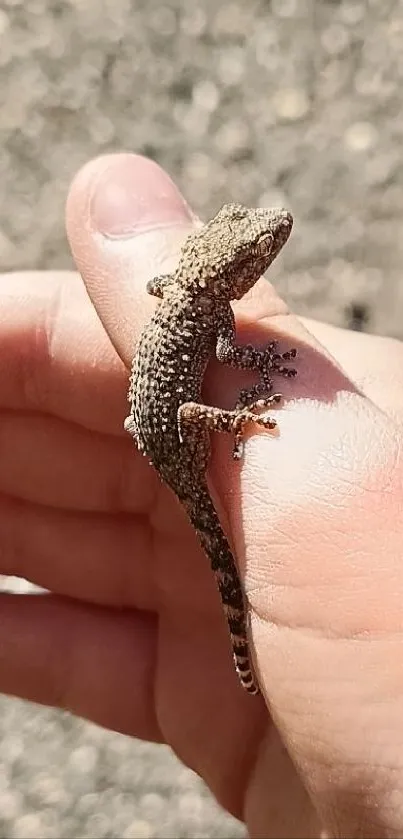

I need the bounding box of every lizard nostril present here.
[279,211,292,229]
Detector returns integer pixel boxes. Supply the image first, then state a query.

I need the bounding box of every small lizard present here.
[124,203,297,695]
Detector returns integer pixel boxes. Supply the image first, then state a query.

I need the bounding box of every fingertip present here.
[66,152,195,241]
[66,151,120,213]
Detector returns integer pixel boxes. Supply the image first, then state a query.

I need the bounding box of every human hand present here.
[1,154,403,838]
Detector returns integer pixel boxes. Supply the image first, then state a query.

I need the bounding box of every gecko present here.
[124,203,297,695]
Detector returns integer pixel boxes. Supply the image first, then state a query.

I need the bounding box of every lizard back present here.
[127,285,216,484]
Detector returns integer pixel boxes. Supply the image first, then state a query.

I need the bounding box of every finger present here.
[0,270,128,435]
[0,490,218,623]
[0,593,160,741]
[0,494,155,609]
[0,411,155,512]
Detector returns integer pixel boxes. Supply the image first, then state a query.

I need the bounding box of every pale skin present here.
[1,153,403,837]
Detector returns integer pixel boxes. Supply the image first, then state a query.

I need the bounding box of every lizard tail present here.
[182,485,259,695]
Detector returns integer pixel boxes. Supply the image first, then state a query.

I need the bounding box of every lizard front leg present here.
[215,305,297,409]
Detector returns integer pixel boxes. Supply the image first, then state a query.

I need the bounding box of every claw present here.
[281,348,297,360]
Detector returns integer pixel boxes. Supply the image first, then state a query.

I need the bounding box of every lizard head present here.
[178,203,293,300]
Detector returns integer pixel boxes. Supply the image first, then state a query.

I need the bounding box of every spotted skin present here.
[124,203,297,695]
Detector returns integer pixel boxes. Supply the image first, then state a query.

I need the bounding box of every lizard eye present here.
[221,203,248,222]
[232,208,248,221]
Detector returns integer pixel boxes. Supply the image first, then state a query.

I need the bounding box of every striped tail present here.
[182,485,259,695]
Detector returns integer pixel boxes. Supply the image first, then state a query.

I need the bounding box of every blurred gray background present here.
[0,1,402,837]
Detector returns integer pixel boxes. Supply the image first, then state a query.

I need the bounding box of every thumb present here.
[65,153,198,365]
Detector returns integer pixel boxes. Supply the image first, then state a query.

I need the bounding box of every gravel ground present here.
[0,1,403,837]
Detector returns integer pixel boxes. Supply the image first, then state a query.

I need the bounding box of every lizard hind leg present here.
[178,400,278,461]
